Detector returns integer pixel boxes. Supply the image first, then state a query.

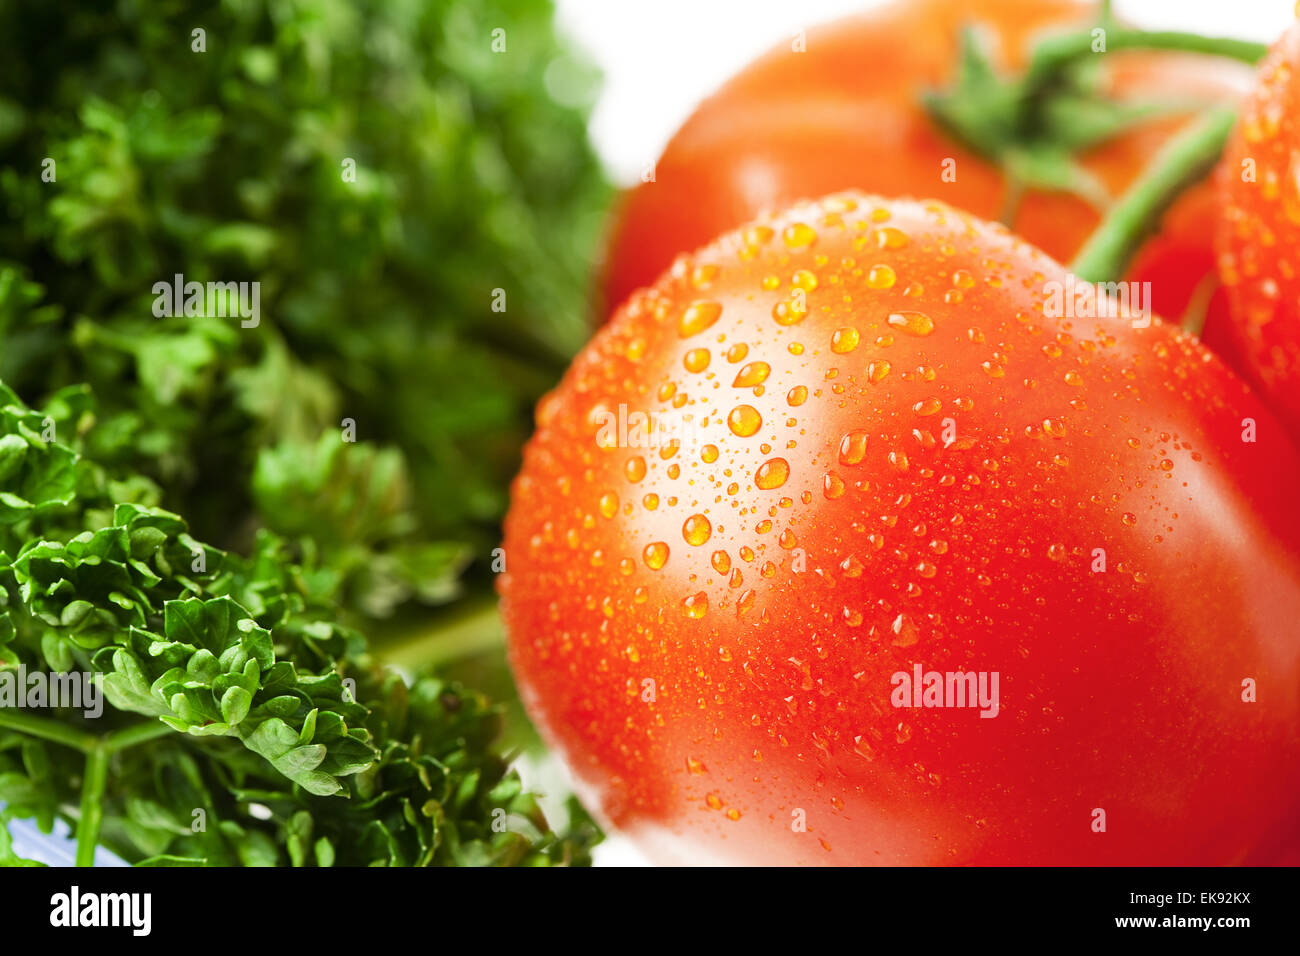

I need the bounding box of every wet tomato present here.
[1214,20,1300,435]
[601,0,1248,329]
[503,194,1300,865]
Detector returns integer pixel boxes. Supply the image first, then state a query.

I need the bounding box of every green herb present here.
[0,0,609,616]
[0,0,610,865]
[0,383,599,865]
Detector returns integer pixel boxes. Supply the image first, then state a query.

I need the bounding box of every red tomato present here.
[601,0,1248,328]
[503,194,1300,865]
[1213,20,1300,435]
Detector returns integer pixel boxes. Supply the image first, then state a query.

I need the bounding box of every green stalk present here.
[75,744,108,867]
[1071,106,1237,283]
[1026,29,1268,94]
[0,709,96,752]
[104,720,174,753]
[382,598,505,672]
[0,709,173,866]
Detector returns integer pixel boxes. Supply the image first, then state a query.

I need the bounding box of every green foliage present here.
[0,0,609,865]
[0,383,600,865]
[0,0,608,610]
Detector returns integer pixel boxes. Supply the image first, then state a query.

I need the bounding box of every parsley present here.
[0,0,609,865]
[0,383,600,865]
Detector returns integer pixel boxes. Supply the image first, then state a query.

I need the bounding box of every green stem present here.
[1027,29,1268,94]
[75,744,108,867]
[103,719,174,753]
[1071,106,1237,283]
[0,711,172,866]
[382,598,505,672]
[0,708,96,751]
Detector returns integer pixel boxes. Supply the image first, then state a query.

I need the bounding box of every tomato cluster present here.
[502,0,1300,865]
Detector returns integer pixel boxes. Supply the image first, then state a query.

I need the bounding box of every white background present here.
[547,0,1298,866]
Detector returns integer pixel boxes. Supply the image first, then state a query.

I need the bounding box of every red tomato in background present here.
[601,0,1248,328]
[1212,20,1300,436]
[502,194,1300,865]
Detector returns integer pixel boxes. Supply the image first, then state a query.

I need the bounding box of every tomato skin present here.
[1213,21,1300,436]
[503,194,1300,866]
[600,0,1248,326]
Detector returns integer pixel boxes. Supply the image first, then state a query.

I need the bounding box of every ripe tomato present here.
[1213,20,1300,435]
[503,194,1300,865]
[601,0,1248,327]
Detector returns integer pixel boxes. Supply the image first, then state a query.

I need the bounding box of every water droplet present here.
[625,456,647,482]
[728,404,763,437]
[772,298,807,325]
[733,361,771,387]
[867,360,892,383]
[736,589,756,616]
[830,326,860,354]
[755,457,791,490]
[684,348,711,373]
[838,430,869,466]
[864,265,898,292]
[891,614,919,647]
[791,268,818,290]
[598,492,619,518]
[787,385,808,406]
[683,514,712,546]
[679,301,723,338]
[888,311,934,337]
[875,226,910,249]
[643,541,669,569]
[711,550,731,574]
[782,222,817,250]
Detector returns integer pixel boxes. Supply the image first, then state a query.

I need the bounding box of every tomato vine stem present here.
[1024,30,1267,96]
[1071,106,1237,283]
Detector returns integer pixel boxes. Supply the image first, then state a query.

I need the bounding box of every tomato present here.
[502,193,1300,865]
[1213,20,1300,435]
[600,0,1248,328]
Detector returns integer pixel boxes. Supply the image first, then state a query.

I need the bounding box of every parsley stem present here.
[382,597,504,671]
[0,709,97,751]
[75,743,108,867]
[103,719,174,753]
[1071,106,1236,283]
